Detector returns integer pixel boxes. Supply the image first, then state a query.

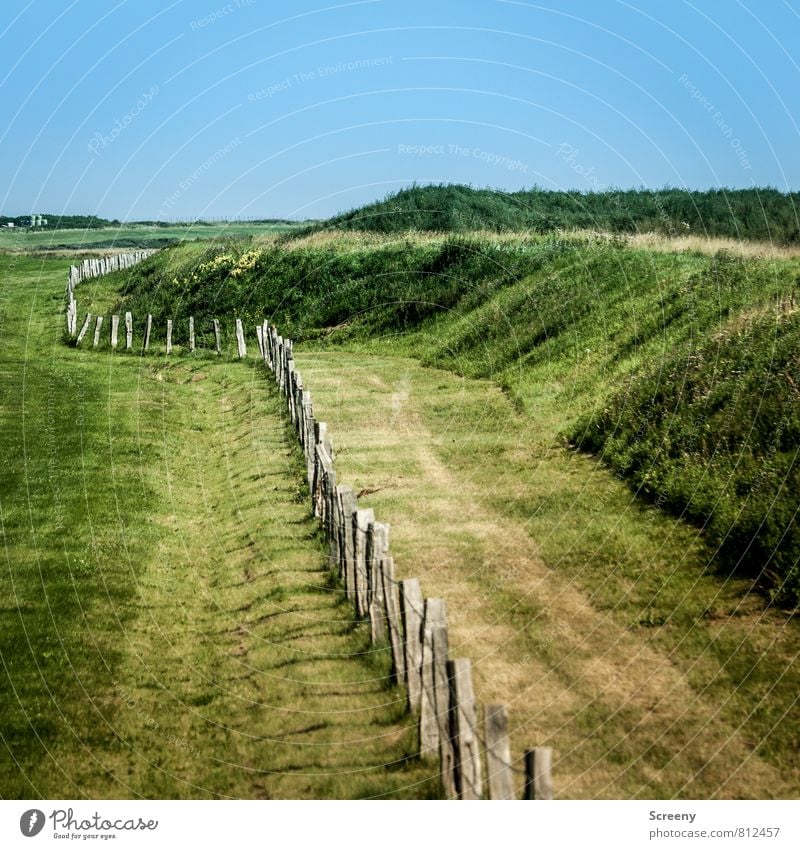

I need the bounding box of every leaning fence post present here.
[523,748,553,800]
[485,704,515,800]
[143,314,152,351]
[448,657,482,800]
[92,315,103,348]
[75,313,92,346]
[110,314,119,349]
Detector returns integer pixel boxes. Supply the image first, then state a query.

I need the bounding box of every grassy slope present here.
[117,236,800,602]
[0,254,436,799]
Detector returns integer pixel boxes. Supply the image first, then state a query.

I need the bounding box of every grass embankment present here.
[0,254,436,799]
[119,236,800,604]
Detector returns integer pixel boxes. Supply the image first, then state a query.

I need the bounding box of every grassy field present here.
[0,221,304,253]
[0,253,436,799]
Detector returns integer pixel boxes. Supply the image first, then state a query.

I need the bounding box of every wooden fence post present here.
[110,314,119,349]
[166,319,173,354]
[448,657,482,800]
[353,508,374,619]
[235,318,246,358]
[213,319,222,355]
[256,324,265,360]
[382,556,406,685]
[339,488,358,601]
[367,522,389,643]
[75,313,92,346]
[125,312,133,350]
[189,316,195,351]
[485,704,515,800]
[523,748,553,800]
[92,315,103,348]
[399,578,424,712]
[419,599,452,779]
[143,314,152,352]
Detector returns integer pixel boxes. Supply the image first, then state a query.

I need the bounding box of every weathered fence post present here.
[125,312,133,350]
[523,747,553,800]
[367,522,389,643]
[448,657,482,800]
[485,704,515,800]
[353,508,374,619]
[143,314,152,352]
[382,556,406,684]
[76,313,92,346]
[110,314,119,349]
[92,315,103,348]
[189,316,195,351]
[213,319,222,355]
[399,578,424,712]
[339,487,358,601]
[235,318,246,358]
[166,319,173,355]
[419,598,442,756]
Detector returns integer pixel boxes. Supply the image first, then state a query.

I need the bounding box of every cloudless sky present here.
[1,0,798,220]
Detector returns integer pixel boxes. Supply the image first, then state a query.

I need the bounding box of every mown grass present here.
[0,254,436,799]
[293,349,799,799]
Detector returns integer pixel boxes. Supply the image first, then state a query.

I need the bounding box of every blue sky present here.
[1,0,798,220]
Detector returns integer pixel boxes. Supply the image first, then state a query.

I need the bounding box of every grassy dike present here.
[0,254,437,799]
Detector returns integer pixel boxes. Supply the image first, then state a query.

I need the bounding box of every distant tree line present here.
[0,214,120,229]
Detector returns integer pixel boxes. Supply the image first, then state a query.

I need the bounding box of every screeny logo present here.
[19,809,46,837]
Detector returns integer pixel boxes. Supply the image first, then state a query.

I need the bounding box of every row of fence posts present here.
[257,322,554,801]
[65,250,157,337]
[71,311,236,357]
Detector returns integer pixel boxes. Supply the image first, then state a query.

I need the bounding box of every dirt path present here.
[295,350,799,799]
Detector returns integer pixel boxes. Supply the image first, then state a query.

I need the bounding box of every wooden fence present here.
[61,258,555,797]
[259,323,554,800]
[65,250,156,337]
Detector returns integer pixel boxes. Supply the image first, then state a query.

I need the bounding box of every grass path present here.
[0,256,436,799]
[294,349,799,799]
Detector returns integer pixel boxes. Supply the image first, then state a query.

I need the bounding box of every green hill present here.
[307,183,800,243]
